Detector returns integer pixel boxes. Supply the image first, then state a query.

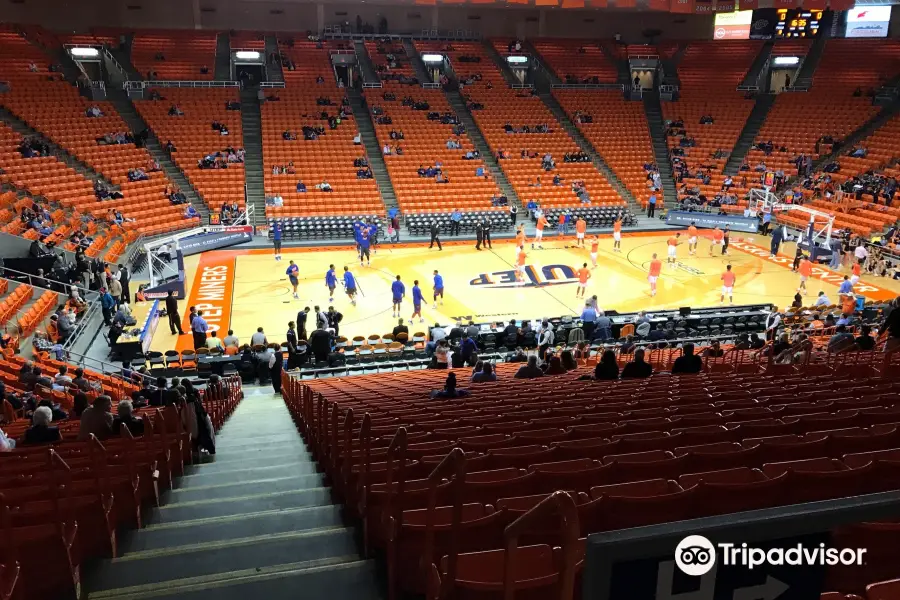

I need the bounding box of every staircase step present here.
[86,527,357,594]
[147,487,332,524]
[86,557,379,600]
[120,503,343,553]
[164,473,324,504]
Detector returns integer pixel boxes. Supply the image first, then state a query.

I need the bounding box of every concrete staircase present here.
[0,106,117,189]
[445,89,521,209]
[659,42,689,88]
[482,41,521,87]
[239,88,266,226]
[265,35,284,84]
[641,93,678,208]
[724,93,777,175]
[82,387,384,600]
[108,34,142,81]
[538,91,639,209]
[792,33,827,89]
[401,39,431,85]
[347,88,398,213]
[353,40,381,86]
[739,41,774,89]
[523,40,561,86]
[214,33,232,81]
[599,43,632,88]
[107,88,209,222]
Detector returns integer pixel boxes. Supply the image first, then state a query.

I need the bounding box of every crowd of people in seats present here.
[503,122,553,135]
[197,147,245,169]
[96,131,135,146]
[94,179,124,201]
[17,136,50,158]
[220,201,242,224]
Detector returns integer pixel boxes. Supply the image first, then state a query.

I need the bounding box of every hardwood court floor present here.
[157,233,900,351]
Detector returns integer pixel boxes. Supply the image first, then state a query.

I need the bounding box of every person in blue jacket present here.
[358,228,371,267]
[432,270,444,309]
[286,260,299,299]
[272,221,282,261]
[325,264,338,303]
[410,279,424,324]
[343,266,357,306]
[391,275,405,318]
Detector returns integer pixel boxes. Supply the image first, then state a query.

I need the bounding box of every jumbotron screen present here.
[713,8,822,40]
[773,8,824,38]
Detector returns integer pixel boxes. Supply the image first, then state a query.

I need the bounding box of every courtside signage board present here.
[178,227,253,256]
[666,211,758,233]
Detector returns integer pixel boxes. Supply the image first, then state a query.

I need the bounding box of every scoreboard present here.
[774,8,824,37]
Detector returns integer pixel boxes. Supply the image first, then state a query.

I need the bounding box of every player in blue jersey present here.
[285,260,299,299]
[272,221,283,261]
[367,220,378,255]
[391,275,405,317]
[432,269,444,309]
[410,279,424,324]
[325,264,338,303]
[342,266,357,306]
[358,228,371,267]
[353,220,364,255]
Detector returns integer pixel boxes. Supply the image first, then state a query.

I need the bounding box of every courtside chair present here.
[164,350,181,368]
[352,335,365,347]
[148,351,165,373]
[180,350,197,371]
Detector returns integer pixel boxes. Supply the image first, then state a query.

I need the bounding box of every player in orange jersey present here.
[850,261,862,286]
[612,214,623,252]
[648,253,662,297]
[575,217,587,248]
[589,236,600,268]
[797,256,812,295]
[709,227,724,257]
[687,222,699,255]
[576,263,591,298]
[720,264,736,305]
[516,247,527,284]
[533,214,548,249]
[515,224,526,250]
[666,233,681,268]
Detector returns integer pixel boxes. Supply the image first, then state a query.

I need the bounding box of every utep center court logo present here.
[470,264,579,288]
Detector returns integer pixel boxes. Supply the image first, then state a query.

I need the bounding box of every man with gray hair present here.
[113,400,144,435]
[24,405,61,445]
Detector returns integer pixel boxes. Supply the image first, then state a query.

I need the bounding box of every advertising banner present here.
[665,211,760,233]
[713,9,754,38]
[844,5,892,38]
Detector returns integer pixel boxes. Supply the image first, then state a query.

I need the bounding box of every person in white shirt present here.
[353,133,361,145]
[55,365,73,384]
[765,307,782,341]
[814,291,831,307]
[854,244,869,263]
[206,331,224,350]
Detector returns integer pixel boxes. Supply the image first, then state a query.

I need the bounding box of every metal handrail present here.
[0,266,96,298]
[60,348,151,387]
[125,80,241,90]
[551,83,625,90]
[62,296,101,351]
[101,46,130,83]
[260,81,286,89]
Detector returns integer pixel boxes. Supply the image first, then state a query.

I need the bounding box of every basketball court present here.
[150,232,900,352]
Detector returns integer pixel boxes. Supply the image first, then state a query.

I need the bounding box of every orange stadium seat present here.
[367,80,501,212]
[134,87,246,212]
[131,31,217,81]
[530,39,618,84]
[261,40,382,218]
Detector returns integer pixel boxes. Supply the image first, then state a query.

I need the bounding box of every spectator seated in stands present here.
[828,325,856,353]
[168,105,184,116]
[113,400,144,435]
[430,372,470,399]
[85,105,103,118]
[699,115,714,125]
[471,362,497,383]
[593,350,619,380]
[514,355,544,379]
[542,355,566,375]
[226,100,241,110]
[850,146,868,158]
[127,168,149,182]
[206,330,224,351]
[283,130,297,141]
[164,140,176,152]
[296,181,307,193]
[446,138,461,150]
[23,406,60,446]
[357,167,373,179]
[78,395,114,440]
[184,203,198,219]
[266,195,284,207]
[671,343,703,375]
[621,348,652,379]
[316,181,332,192]
[167,185,187,205]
